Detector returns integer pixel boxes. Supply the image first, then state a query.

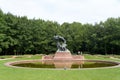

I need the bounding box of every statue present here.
[54,35,67,51]
[42,35,84,61]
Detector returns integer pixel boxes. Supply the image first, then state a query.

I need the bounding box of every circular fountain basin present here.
[5,60,120,70]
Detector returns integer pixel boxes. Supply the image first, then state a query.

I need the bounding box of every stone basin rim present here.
[5,59,120,70]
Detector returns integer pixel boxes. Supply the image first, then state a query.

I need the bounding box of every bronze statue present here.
[54,35,67,51]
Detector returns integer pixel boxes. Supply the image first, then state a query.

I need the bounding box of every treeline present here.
[0,9,120,55]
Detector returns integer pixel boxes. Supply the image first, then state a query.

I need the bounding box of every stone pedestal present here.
[42,50,85,60]
[53,51,73,60]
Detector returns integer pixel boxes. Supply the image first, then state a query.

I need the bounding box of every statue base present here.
[53,50,73,60]
[42,50,85,60]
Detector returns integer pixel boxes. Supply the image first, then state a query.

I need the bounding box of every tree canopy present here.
[0,9,120,55]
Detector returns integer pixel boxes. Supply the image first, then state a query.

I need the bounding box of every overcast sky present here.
[0,0,120,24]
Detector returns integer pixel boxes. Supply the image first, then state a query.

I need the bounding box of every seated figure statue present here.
[54,35,67,51]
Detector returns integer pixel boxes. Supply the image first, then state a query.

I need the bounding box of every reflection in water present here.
[42,60,84,68]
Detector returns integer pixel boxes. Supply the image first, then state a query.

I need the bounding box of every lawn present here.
[0,54,120,80]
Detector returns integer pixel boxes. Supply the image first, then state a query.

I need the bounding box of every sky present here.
[0,0,120,24]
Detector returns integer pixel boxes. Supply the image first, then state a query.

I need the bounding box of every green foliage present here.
[0,9,120,55]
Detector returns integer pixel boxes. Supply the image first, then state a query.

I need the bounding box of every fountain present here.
[5,35,120,69]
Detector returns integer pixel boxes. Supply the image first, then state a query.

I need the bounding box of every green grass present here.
[0,54,120,80]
